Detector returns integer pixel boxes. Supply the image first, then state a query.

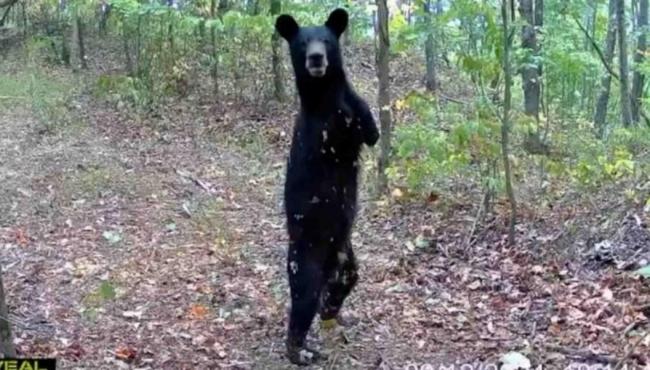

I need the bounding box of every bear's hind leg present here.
[319,239,358,326]
[287,240,328,365]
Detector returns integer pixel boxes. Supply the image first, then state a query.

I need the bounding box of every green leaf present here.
[635,265,650,277]
[98,281,116,300]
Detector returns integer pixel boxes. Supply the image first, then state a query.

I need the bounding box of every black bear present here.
[276,8,380,365]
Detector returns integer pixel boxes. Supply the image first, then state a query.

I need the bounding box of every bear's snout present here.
[305,41,328,77]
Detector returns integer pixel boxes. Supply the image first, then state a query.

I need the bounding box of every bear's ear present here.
[325,8,348,38]
[276,14,299,41]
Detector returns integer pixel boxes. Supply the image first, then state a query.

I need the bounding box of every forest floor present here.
[1,42,650,370]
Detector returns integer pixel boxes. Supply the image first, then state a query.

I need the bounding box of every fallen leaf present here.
[15,229,28,246]
[115,346,136,362]
[602,288,614,301]
[102,230,122,245]
[189,304,209,319]
[98,281,116,300]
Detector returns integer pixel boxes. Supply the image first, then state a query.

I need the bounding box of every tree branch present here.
[574,14,650,127]
[0,0,18,9]
[573,15,620,81]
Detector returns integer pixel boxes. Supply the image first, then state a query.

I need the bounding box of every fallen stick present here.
[545,343,647,367]
[175,168,215,193]
[614,332,649,370]
[544,344,618,364]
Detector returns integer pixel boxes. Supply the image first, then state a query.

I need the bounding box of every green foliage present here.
[94,74,148,108]
[98,281,117,300]
[0,62,76,134]
[545,125,650,188]
[388,92,502,194]
[389,11,419,54]
[219,10,275,98]
[83,280,117,309]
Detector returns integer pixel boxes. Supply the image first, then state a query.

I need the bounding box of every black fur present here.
[276,8,379,365]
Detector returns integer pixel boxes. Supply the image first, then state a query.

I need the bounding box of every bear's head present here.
[275,9,348,79]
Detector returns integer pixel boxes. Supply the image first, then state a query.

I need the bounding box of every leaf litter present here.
[0,48,648,370]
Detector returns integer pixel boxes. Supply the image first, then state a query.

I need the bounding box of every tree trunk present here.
[518,0,542,120]
[618,0,634,126]
[632,0,648,122]
[210,0,219,97]
[99,1,110,35]
[76,16,87,69]
[424,0,438,91]
[501,0,517,246]
[218,0,229,14]
[271,0,286,102]
[0,0,18,7]
[376,0,392,194]
[581,0,597,113]
[122,26,133,76]
[0,0,17,27]
[594,0,619,135]
[21,1,26,37]
[61,37,70,66]
[0,267,16,357]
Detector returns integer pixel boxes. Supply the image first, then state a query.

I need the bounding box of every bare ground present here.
[1,50,649,370]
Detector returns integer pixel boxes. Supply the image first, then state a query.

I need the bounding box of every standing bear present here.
[276,8,380,365]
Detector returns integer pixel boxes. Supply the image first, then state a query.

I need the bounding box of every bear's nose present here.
[308,53,325,67]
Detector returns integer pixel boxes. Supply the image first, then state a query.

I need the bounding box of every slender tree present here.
[618,0,634,126]
[519,0,543,120]
[594,0,619,135]
[210,0,219,96]
[74,15,87,69]
[424,0,438,91]
[376,0,392,194]
[271,0,286,102]
[632,0,648,122]
[501,0,517,246]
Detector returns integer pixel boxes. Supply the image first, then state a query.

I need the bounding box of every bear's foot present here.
[287,338,326,366]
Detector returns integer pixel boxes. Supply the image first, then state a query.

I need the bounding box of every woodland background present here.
[0,0,650,368]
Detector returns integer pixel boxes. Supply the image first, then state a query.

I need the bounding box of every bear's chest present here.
[297,113,361,160]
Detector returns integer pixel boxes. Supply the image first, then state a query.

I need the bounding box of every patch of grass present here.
[63,165,138,200]
[82,280,117,308]
[93,73,148,109]
[0,66,79,134]
[81,280,118,322]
